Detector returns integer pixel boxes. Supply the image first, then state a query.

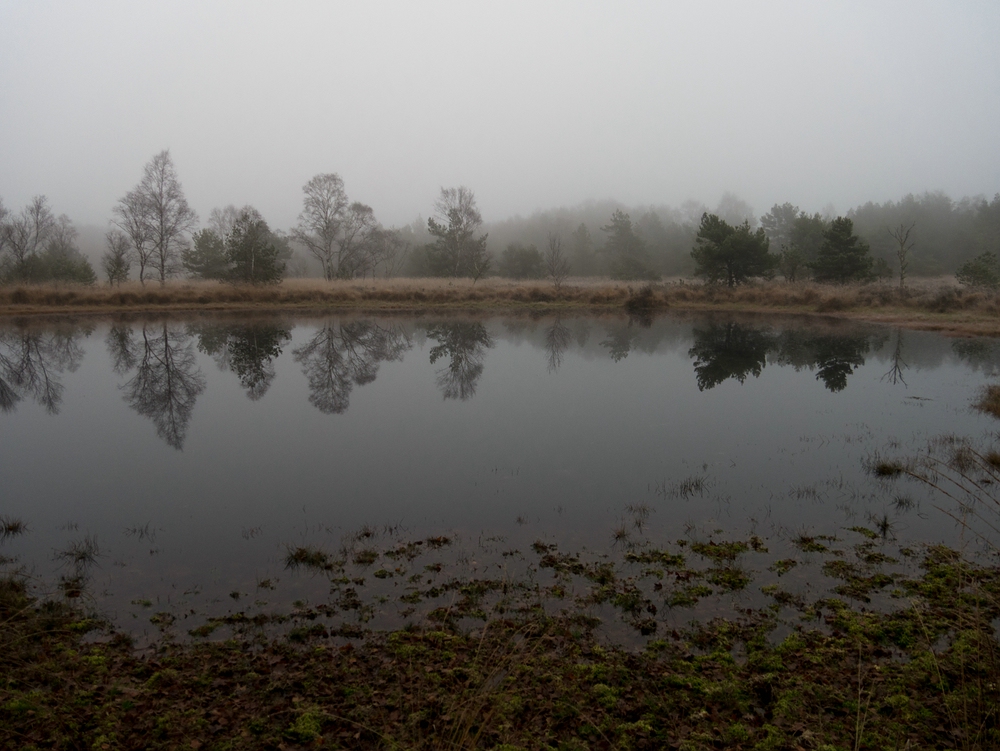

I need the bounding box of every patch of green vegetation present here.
[793,535,835,553]
[667,584,713,607]
[625,549,685,567]
[285,709,324,743]
[5,534,1000,751]
[848,525,879,539]
[690,540,749,562]
[285,545,339,572]
[769,558,798,575]
[707,566,750,591]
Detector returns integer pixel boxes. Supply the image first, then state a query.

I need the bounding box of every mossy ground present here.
[4,531,1000,750]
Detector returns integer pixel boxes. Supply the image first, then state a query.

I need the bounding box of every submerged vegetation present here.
[4,521,1000,749]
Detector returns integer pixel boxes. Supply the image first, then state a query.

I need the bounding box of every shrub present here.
[956,251,1000,290]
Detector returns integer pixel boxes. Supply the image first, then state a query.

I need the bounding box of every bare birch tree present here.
[112,188,154,285]
[139,151,197,284]
[293,173,349,280]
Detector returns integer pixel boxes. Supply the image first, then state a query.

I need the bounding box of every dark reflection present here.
[953,338,1000,376]
[0,322,90,413]
[114,323,206,449]
[427,322,494,400]
[689,322,887,392]
[191,321,292,400]
[105,324,139,375]
[689,323,772,390]
[600,316,650,362]
[293,321,411,414]
[772,329,880,393]
[544,318,571,373]
[880,329,908,387]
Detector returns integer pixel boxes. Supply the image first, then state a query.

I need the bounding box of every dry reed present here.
[1,277,998,333]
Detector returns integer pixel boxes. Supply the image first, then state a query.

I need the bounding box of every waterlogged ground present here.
[2,311,1000,639]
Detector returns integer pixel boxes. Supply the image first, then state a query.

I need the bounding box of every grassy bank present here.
[0,277,999,335]
[4,528,1000,749]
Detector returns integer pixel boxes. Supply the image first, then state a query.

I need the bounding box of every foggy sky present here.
[1,1,998,231]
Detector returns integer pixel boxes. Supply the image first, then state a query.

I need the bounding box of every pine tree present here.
[810,217,873,283]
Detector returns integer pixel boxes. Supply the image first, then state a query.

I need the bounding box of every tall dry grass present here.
[0,277,633,310]
[1,276,998,325]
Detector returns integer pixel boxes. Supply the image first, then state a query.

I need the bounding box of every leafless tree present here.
[114,151,196,285]
[208,205,240,242]
[140,151,197,284]
[2,196,56,280]
[113,189,154,285]
[364,227,410,278]
[338,202,379,278]
[120,323,206,449]
[545,233,571,290]
[888,222,915,292]
[102,230,133,285]
[293,174,349,281]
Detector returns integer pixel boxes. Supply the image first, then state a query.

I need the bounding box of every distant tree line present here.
[0,196,96,284]
[2,150,999,287]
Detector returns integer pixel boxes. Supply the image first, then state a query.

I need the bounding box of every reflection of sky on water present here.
[1,313,997,623]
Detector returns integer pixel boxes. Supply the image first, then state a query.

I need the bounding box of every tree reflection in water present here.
[0,322,90,413]
[689,322,886,392]
[110,323,206,450]
[191,321,292,400]
[772,328,884,393]
[293,320,411,414]
[544,318,572,373]
[689,323,772,391]
[600,315,651,362]
[426,322,494,400]
[952,337,1000,377]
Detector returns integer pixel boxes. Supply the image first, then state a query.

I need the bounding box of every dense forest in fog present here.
[475,190,1000,279]
[2,151,999,285]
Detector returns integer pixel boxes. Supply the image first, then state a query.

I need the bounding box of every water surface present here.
[1,312,997,630]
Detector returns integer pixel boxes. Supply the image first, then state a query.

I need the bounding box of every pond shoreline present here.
[3,534,999,750]
[1,277,999,336]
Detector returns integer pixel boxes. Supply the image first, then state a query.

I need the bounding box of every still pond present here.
[1,311,998,634]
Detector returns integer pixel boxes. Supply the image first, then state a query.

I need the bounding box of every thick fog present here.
[1,1,998,230]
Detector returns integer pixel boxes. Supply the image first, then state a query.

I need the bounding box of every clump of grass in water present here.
[285,545,339,572]
[863,451,909,478]
[792,534,836,553]
[658,475,707,500]
[974,383,1000,419]
[54,536,100,567]
[690,540,748,562]
[0,516,27,541]
[124,522,155,542]
[611,521,632,547]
